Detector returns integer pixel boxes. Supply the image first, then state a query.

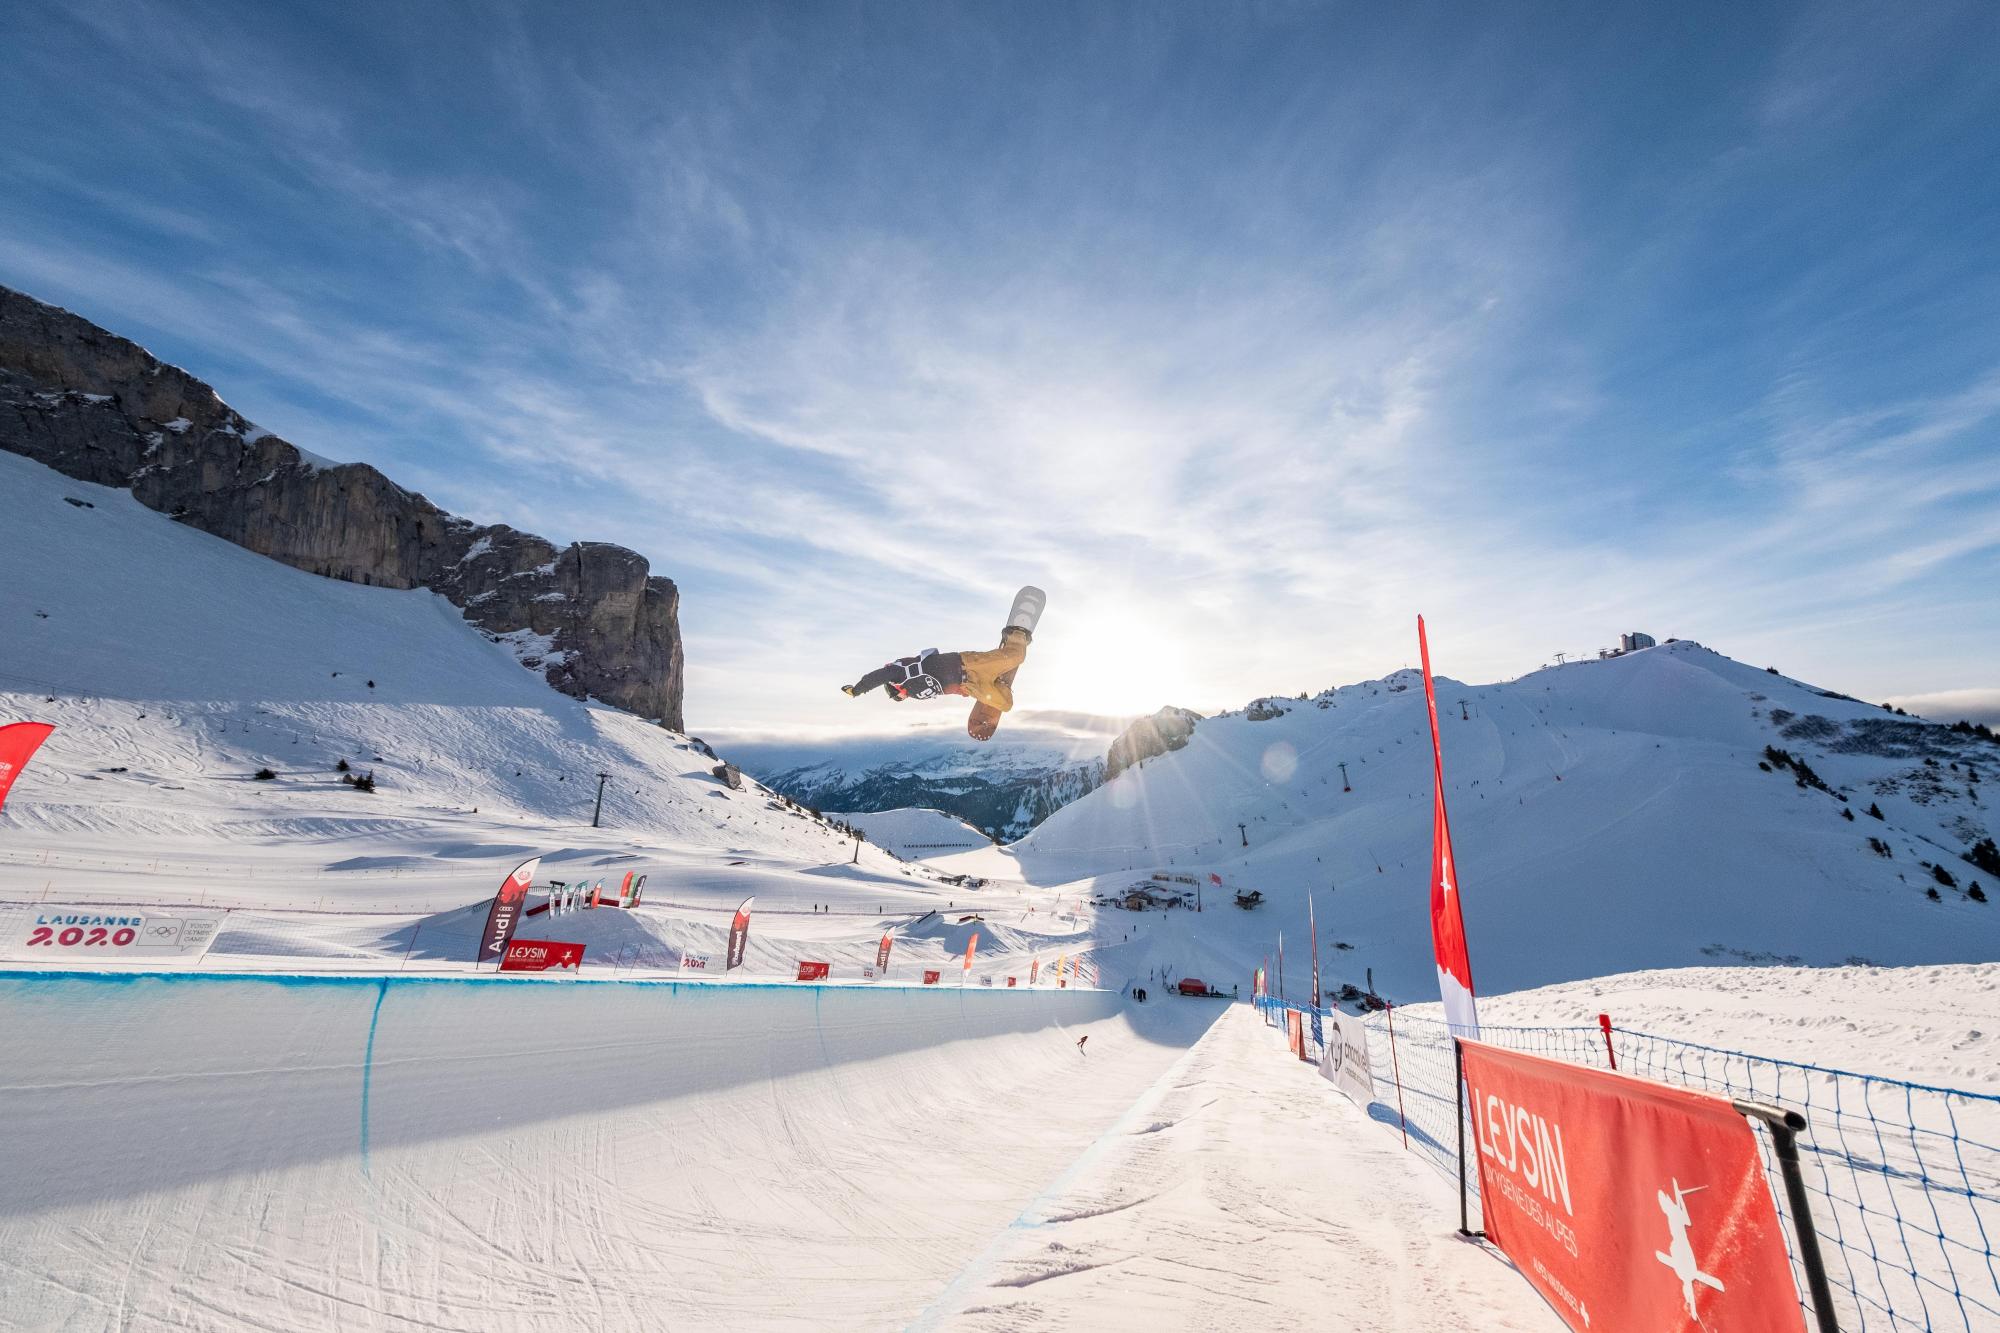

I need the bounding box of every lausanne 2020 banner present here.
[1460,1041,1803,1333]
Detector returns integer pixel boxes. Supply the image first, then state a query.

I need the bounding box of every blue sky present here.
[4,0,1998,733]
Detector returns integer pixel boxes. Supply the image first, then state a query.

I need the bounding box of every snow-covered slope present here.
[0,450,830,859]
[1008,640,2000,1001]
[830,806,994,859]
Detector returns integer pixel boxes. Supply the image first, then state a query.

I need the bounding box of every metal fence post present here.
[1455,1037,1477,1237]
[1734,1099,1839,1333]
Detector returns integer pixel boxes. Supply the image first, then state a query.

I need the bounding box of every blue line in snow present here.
[359,977,389,1177]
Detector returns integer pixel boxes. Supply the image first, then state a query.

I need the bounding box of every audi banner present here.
[725,896,753,970]
[477,857,541,964]
[1461,1040,1804,1333]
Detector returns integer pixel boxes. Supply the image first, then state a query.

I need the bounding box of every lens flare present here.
[1260,741,1298,784]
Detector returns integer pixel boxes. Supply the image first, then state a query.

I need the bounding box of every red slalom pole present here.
[1598,1012,1617,1070]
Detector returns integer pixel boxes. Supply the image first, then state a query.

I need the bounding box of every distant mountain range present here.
[722,715,1130,840]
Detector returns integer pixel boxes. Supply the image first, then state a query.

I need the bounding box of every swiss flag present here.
[1419,616,1479,1037]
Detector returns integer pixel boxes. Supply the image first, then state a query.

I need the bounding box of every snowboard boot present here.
[841,683,858,697]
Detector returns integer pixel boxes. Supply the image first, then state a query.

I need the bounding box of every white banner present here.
[1,907,225,963]
[679,953,710,971]
[1317,1010,1375,1109]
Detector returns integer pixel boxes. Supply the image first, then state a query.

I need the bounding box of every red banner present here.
[962,931,978,973]
[500,938,584,972]
[1419,615,1480,1035]
[795,960,830,981]
[922,969,941,985]
[478,856,541,963]
[1029,958,1041,985]
[1286,1010,1304,1056]
[1006,976,1016,987]
[0,722,56,815]
[725,895,753,971]
[876,930,893,974]
[1461,1041,1803,1333]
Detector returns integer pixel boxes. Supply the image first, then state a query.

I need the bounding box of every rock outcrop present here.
[1104,706,1202,781]
[0,285,683,728]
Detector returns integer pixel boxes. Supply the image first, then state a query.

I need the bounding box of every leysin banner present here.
[1460,1040,1803,1333]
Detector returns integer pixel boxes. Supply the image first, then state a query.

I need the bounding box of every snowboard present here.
[969,586,1046,740]
[1007,585,1047,635]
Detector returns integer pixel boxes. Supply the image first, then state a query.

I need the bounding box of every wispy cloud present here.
[2,0,1995,734]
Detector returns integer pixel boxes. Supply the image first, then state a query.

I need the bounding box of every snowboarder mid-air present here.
[842,587,1045,741]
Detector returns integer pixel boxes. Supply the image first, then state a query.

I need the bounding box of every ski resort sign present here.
[1459,1041,1804,1333]
[499,939,584,973]
[2,907,224,962]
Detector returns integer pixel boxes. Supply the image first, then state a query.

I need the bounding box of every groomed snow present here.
[0,970,1214,1331]
[924,1004,1563,1331]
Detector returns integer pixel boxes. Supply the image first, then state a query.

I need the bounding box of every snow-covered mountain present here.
[730,727,1112,840]
[0,449,862,883]
[1007,639,2000,1000]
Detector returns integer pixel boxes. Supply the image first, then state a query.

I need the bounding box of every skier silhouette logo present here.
[1654,1178,1725,1320]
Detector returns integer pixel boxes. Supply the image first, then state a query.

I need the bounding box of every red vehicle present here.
[1177,977,1209,997]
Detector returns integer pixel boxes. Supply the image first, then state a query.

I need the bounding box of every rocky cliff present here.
[0,285,683,728]
[1104,706,1202,781]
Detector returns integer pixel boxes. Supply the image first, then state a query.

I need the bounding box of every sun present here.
[1031,604,1199,718]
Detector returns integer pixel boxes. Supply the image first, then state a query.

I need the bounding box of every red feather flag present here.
[0,722,56,815]
[1419,616,1480,1037]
